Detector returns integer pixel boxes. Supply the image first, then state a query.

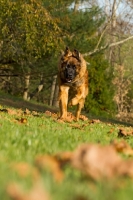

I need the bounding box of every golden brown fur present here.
[58,47,88,121]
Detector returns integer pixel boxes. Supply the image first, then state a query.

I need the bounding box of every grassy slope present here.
[0,92,133,200]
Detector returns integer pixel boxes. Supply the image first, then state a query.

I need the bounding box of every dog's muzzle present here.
[64,66,76,83]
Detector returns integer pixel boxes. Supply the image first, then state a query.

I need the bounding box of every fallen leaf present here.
[69,123,88,130]
[112,140,133,156]
[21,118,27,124]
[44,110,52,117]
[15,118,28,124]
[56,118,65,123]
[31,111,40,117]
[51,112,58,118]
[79,115,88,121]
[24,108,31,115]
[118,128,133,137]
[71,143,122,180]
[7,182,49,200]
[35,155,64,182]
[11,162,40,180]
[107,128,115,134]
[69,124,82,130]
[70,143,133,180]
[54,151,73,166]
[7,108,18,115]
[56,115,74,123]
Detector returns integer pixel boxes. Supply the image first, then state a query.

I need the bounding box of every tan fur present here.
[58,47,88,121]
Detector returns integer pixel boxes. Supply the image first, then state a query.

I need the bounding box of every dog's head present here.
[60,47,82,83]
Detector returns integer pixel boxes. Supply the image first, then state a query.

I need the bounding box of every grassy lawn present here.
[0,94,133,200]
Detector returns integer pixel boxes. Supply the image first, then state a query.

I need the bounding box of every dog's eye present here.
[66,64,70,68]
[73,65,76,69]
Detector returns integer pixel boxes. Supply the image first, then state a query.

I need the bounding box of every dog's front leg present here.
[75,98,85,121]
[69,86,85,106]
[59,85,69,119]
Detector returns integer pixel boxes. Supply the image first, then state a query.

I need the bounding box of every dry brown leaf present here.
[11,162,40,180]
[108,128,115,134]
[56,115,74,123]
[7,108,18,115]
[20,118,27,124]
[62,113,88,122]
[7,183,24,200]
[46,110,88,122]
[35,155,64,182]
[69,123,88,130]
[56,118,65,123]
[7,108,23,116]
[24,108,31,115]
[69,124,82,130]
[7,182,49,200]
[79,115,88,121]
[70,143,133,180]
[62,112,75,122]
[31,111,40,117]
[51,112,58,118]
[15,118,28,124]
[118,128,133,137]
[54,151,73,166]
[45,110,52,117]
[57,112,83,123]
[112,140,133,156]
[71,143,122,180]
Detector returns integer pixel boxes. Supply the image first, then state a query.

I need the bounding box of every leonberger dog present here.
[58,47,88,121]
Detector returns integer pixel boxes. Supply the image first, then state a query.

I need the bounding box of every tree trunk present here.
[109,0,117,66]
[49,75,57,106]
[53,83,59,107]
[74,0,80,12]
[23,74,30,100]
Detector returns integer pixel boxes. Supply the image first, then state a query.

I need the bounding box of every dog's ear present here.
[72,49,81,61]
[60,47,71,62]
[64,46,72,57]
[65,46,69,52]
[64,47,71,56]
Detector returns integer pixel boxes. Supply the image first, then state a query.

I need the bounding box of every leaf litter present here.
[118,127,133,137]
[7,140,133,199]
[33,141,133,182]
[2,108,133,199]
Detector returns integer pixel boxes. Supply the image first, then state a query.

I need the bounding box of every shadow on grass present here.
[88,114,133,127]
[0,93,58,113]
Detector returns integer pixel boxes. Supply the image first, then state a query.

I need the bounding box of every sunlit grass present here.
[0,104,133,200]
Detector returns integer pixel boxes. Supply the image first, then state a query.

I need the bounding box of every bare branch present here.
[109,35,133,47]
[94,22,110,50]
[83,35,133,57]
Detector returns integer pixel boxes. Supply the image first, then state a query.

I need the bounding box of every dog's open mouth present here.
[66,78,72,83]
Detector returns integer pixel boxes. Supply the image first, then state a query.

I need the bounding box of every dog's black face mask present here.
[64,63,76,83]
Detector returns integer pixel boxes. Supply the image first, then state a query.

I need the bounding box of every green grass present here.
[0,98,133,200]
